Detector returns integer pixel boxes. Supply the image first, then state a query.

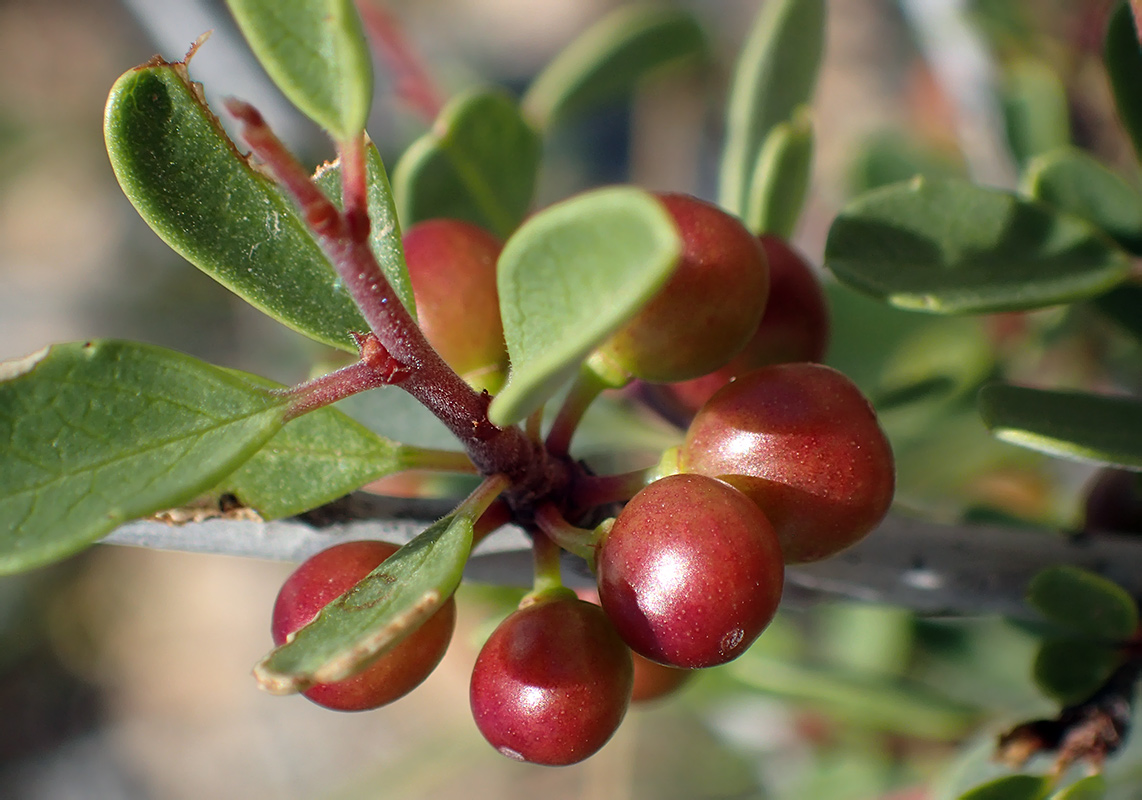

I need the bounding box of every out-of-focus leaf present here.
[1105,2,1142,163]
[1027,565,1139,640]
[1050,775,1107,800]
[979,383,1142,470]
[743,106,814,238]
[956,774,1049,800]
[1092,284,1142,343]
[522,5,705,130]
[1002,59,1071,167]
[1033,638,1119,704]
[825,178,1131,313]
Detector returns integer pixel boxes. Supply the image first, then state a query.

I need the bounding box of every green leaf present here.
[313,142,417,316]
[105,62,368,353]
[957,775,1049,800]
[744,106,814,238]
[1033,638,1120,705]
[489,187,682,426]
[1023,146,1142,254]
[718,0,825,216]
[392,89,541,239]
[824,177,1132,313]
[224,0,372,140]
[1002,58,1071,167]
[1051,776,1107,800]
[254,512,472,693]
[1092,284,1142,343]
[1027,565,1139,640]
[0,341,288,574]
[522,5,705,130]
[847,130,964,194]
[215,402,409,521]
[979,383,1142,470]
[1105,2,1142,164]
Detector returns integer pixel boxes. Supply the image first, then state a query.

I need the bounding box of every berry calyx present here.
[272,540,456,711]
[469,590,633,765]
[596,473,785,669]
[596,193,769,383]
[664,234,830,416]
[680,363,894,564]
[402,219,508,393]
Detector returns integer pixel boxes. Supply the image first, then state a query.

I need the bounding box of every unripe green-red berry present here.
[596,193,769,383]
[272,540,455,711]
[402,219,508,393]
[597,473,785,668]
[681,363,894,564]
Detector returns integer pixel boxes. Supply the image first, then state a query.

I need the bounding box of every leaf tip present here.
[0,345,49,382]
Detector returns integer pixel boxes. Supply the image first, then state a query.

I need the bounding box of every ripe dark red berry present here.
[596,473,785,669]
[665,234,830,415]
[1084,468,1142,534]
[596,193,769,383]
[681,363,894,564]
[272,540,455,711]
[470,590,633,765]
[402,219,508,393]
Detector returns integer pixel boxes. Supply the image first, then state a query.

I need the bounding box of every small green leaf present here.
[744,106,814,238]
[313,142,417,316]
[979,383,1142,470]
[1027,565,1139,640]
[392,89,541,239]
[0,341,288,574]
[105,62,368,352]
[1002,58,1071,167]
[1033,638,1120,705]
[522,5,705,130]
[1092,284,1142,343]
[1023,146,1142,254]
[825,177,1132,313]
[215,403,409,521]
[847,130,964,194]
[489,187,682,426]
[957,774,1049,800]
[1051,775,1107,800]
[1105,2,1142,163]
[254,512,472,693]
[225,0,372,140]
[718,0,825,216]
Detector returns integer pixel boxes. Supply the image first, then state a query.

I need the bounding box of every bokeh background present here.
[1,0,1140,798]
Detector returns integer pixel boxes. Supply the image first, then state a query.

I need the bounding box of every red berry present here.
[1084,468,1142,534]
[470,591,633,765]
[597,193,769,383]
[681,363,894,564]
[272,541,455,711]
[597,474,785,668]
[402,219,508,393]
[666,234,830,415]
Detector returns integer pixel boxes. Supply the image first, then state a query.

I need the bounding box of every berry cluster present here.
[270,192,894,765]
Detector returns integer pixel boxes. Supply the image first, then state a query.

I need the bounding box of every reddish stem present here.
[356,2,446,123]
[226,100,549,496]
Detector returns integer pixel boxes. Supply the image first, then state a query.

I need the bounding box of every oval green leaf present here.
[254,512,472,693]
[979,383,1142,470]
[1027,565,1139,641]
[1024,146,1142,254]
[1105,2,1142,164]
[522,5,705,130]
[224,0,372,140]
[1033,638,1119,705]
[0,341,288,574]
[1002,58,1071,167]
[489,187,682,427]
[718,0,825,216]
[1051,776,1107,800]
[744,106,814,238]
[957,775,1049,800]
[313,141,417,316]
[392,89,541,239]
[825,177,1132,313]
[105,62,369,352]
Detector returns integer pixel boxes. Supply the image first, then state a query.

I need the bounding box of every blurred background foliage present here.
[1,0,1140,797]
